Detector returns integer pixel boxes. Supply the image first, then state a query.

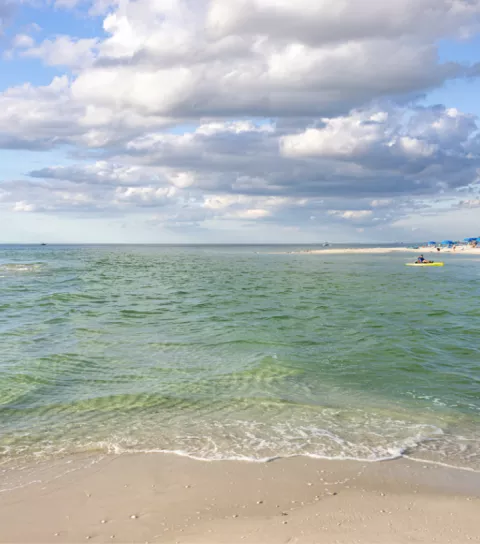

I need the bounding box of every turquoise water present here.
[1,245,479,476]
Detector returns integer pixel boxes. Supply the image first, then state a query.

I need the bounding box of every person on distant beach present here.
[437,247,441,252]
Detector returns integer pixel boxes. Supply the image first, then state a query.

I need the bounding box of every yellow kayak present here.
[405,262,444,267]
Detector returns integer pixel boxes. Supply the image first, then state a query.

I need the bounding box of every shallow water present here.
[1,245,479,480]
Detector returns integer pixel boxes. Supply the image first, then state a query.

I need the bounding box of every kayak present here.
[405,262,444,267]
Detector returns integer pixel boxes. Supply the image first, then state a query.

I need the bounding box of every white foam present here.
[98,439,407,465]
[405,456,480,473]
[94,442,480,474]
[0,263,43,273]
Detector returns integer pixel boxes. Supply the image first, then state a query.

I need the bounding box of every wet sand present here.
[1,454,479,543]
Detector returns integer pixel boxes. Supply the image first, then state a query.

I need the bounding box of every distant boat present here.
[322,242,330,247]
[40,243,47,246]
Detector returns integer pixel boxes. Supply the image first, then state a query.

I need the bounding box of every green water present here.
[1,245,479,476]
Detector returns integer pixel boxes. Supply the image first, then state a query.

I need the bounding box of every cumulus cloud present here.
[280,106,479,192]
[120,109,480,200]
[82,38,458,119]
[0,77,82,149]
[12,33,34,48]
[280,107,476,162]
[13,201,37,212]
[21,36,99,69]
[328,210,374,220]
[371,199,394,208]
[2,0,479,143]
[29,161,161,186]
[0,77,175,150]
[1,0,480,238]
[114,186,178,206]
[207,0,480,44]
[457,198,480,208]
[0,105,475,231]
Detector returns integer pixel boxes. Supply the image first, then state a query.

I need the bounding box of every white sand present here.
[0,454,479,543]
[289,246,480,255]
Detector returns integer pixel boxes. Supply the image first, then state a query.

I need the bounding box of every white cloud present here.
[166,171,196,188]
[2,0,480,240]
[231,208,271,219]
[0,76,80,149]
[18,0,470,127]
[207,0,480,44]
[3,101,475,235]
[0,77,174,149]
[12,33,34,48]
[72,65,197,114]
[328,210,374,220]
[196,121,274,136]
[202,194,294,213]
[457,199,480,208]
[371,199,393,208]
[2,0,479,147]
[21,36,99,68]
[115,186,177,204]
[398,136,438,158]
[279,106,477,182]
[281,112,390,159]
[13,201,37,212]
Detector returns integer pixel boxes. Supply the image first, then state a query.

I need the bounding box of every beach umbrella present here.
[441,240,454,245]
[427,241,436,245]
[464,237,476,242]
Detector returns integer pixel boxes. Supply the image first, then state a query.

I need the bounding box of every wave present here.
[0,263,44,272]
[85,430,480,473]
[405,456,480,473]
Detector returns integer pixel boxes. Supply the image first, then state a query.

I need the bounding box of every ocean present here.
[1,244,479,486]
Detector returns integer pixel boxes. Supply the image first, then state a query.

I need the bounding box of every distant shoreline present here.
[284,246,480,255]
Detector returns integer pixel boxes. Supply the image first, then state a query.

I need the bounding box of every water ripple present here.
[0,245,479,471]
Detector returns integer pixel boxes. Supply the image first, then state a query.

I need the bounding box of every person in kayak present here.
[416,254,433,264]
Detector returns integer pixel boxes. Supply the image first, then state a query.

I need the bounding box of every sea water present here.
[1,245,479,484]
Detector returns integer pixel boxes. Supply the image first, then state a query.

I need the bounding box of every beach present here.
[1,453,480,543]
[286,246,480,255]
[1,244,479,542]
[3,0,480,539]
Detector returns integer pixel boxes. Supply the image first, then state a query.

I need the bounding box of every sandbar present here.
[289,246,480,255]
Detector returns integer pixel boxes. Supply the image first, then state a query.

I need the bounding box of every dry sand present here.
[289,246,480,255]
[1,454,479,543]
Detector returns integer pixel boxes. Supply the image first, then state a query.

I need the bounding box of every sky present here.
[0,0,480,243]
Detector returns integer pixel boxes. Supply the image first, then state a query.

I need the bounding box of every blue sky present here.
[1,0,480,243]
[424,35,480,115]
[0,2,104,86]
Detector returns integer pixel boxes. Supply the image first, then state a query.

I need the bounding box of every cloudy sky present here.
[1,0,480,243]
